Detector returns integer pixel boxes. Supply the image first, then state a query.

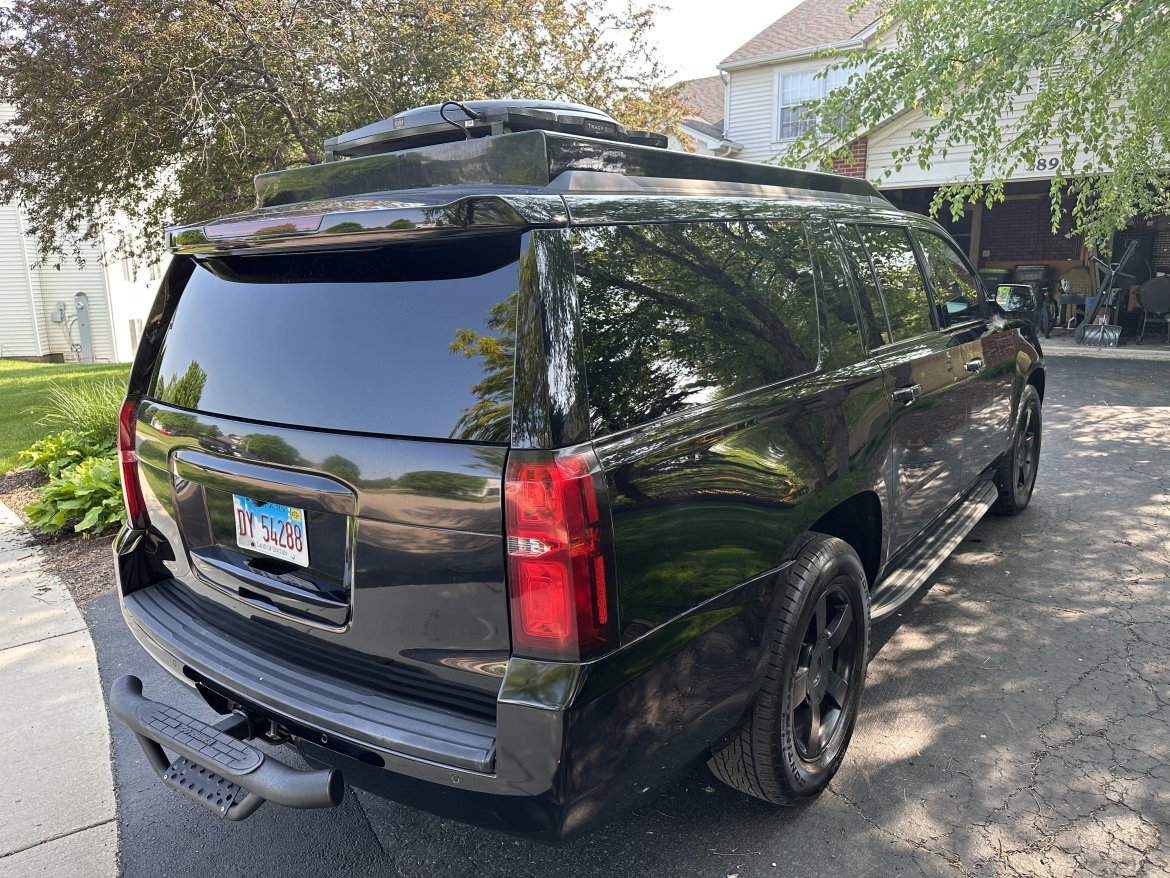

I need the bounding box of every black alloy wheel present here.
[791,584,859,761]
[993,384,1042,515]
[1015,403,1039,494]
[707,533,870,805]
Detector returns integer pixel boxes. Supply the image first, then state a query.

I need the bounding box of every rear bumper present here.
[114,527,775,839]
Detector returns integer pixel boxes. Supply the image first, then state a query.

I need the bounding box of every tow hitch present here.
[109,675,344,821]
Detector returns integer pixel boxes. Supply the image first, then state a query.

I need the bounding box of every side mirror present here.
[993,284,1036,313]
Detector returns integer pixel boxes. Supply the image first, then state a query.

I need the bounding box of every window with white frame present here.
[777,64,866,141]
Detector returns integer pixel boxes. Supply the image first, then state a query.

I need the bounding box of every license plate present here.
[232,495,309,567]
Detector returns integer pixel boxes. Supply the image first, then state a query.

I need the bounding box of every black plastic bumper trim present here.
[123,581,498,772]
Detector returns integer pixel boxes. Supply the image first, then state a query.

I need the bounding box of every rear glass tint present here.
[149,235,520,441]
[573,221,819,437]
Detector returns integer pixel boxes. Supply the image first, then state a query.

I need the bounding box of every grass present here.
[0,360,131,473]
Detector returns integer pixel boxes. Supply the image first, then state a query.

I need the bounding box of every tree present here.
[0,0,682,264]
[789,0,1170,248]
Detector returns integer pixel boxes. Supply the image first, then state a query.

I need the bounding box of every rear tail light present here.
[118,398,149,529]
[504,451,615,661]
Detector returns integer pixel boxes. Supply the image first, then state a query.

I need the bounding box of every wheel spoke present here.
[791,667,809,705]
[825,669,849,708]
[807,699,822,754]
[826,603,853,649]
[814,594,828,640]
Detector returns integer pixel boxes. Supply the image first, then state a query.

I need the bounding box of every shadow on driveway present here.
[89,356,1170,878]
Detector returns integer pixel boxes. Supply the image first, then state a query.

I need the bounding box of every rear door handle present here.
[964,357,984,372]
[891,384,921,405]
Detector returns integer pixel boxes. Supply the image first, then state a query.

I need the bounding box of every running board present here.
[869,480,998,621]
[109,675,344,820]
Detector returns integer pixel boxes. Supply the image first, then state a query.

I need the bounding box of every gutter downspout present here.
[97,231,122,362]
[15,208,45,358]
[720,69,731,141]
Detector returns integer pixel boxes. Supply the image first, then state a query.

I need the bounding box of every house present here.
[671,75,741,157]
[0,103,166,363]
[672,0,1170,324]
[719,0,879,169]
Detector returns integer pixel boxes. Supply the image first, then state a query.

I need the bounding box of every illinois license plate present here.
[232,495,309,567]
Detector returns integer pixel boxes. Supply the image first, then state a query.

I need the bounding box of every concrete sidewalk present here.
[0,502,116,878]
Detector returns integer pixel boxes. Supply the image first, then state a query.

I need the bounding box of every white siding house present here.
[667,0,1148,284]
[0,103,167,363]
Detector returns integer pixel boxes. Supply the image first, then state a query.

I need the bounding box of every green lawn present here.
[0,360,131,472]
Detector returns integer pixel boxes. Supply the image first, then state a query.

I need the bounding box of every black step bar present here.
[109,675,344,820]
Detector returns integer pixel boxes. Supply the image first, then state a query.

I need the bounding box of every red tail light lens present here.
[118,399,149,529]
[504,452,613,661]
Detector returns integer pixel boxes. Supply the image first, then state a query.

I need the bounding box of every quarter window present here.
[913,230,984,324]
[573,221,820,437]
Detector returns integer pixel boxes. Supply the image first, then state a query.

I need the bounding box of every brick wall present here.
[832,137,868,178]
[980,196,1081,262]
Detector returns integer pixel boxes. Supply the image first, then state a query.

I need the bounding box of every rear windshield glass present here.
[149,235,520,441]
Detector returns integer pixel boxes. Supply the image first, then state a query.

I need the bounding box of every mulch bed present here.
[0,468,117,605]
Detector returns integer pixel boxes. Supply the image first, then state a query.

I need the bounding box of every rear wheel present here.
[992,384,1042,515]
[708,533,869,804]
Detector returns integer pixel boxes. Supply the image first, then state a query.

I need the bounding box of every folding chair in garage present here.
[1136,276,1170,345]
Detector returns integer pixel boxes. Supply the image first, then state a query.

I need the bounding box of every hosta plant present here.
[24,455,125,535]
[18,429,114,478]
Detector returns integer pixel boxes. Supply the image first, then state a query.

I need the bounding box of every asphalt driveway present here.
[88,354,1170,877]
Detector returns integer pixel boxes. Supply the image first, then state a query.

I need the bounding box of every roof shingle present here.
[672,75,725,126]
[721,0,879,65]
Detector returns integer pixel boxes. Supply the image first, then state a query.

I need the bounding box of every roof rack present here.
[324,100,667,160]
[257,129,886,208]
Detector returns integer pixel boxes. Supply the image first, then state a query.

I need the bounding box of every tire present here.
[708,533,870,805]
[992,384,1042,516]
[1041,300,1057,338]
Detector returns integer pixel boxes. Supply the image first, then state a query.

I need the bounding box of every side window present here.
[811,232,867,369]
[855,225,935,341]
[573,221,820,437]
[913,230,984,324]
[837,225,892,347]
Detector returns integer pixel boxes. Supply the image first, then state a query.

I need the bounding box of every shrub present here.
[24,455,124,534]
[36,376,125,446]
[17,429,115,478]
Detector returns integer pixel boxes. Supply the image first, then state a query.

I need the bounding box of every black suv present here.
[109,100,1044,839]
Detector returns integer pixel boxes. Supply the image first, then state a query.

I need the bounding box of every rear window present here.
[149,235,519,441]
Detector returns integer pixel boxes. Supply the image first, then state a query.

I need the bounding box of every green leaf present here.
[76,506,103,531]
[780,0,1170,249]
[0,0,682,264]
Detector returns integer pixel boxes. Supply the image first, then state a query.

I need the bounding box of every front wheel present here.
[708,533,870,804]
[992,384,1042,515]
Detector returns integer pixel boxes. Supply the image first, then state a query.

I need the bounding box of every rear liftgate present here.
[109,675,344,820]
